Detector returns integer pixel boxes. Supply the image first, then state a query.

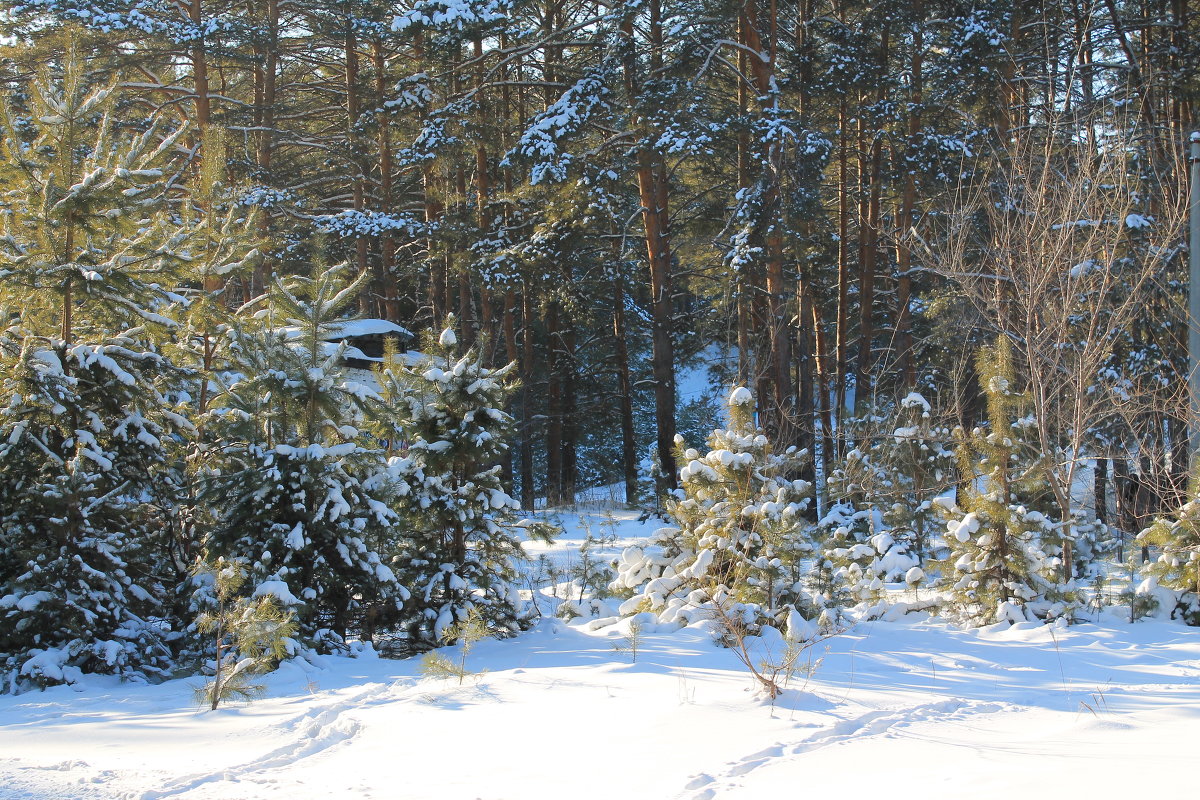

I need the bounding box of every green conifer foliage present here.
[613,387,813,628]
[197,269,403,648]
[382,317,528,650]
[0,48,188,690]
[418,608,492,685]
[194,560,297,710]
[817,441,890,603]
[0,337,181,689]
[878,393,956,566]
[936,338,1076,624]
[812,393,951,604]
[1137,487,1200,624]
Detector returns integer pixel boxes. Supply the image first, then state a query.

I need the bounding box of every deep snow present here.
[2,507,1199,800]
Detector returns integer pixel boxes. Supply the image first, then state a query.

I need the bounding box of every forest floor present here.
[2,504,1198,800]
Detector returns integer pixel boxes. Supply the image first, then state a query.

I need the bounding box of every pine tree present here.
[878,392,955,566]
[0,48,189,690]
[613,386,814,629]
[382,316,528,650]
[196,268,403,650]
[149,123,264,637]
[935,338,1076,624]
[814,393,951,604]
[815,440,890,603]
[1136,483,1200,624]
[193,559,297,710]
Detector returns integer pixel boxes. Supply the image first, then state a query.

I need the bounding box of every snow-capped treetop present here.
[503,68,610,185]
[729,386,754,406]
[391,0,505,33]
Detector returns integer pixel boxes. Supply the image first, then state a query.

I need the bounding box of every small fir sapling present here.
[557,521,616,619]
[761,613,828,709]
[1067,514,1115,581]
[598,510,621,545]
[1086,573,1107,618]
[1117,554,1159,623]
[612,619,644,662]
[531,554,552,590]
[571,534,616,603]
[194,560,297,710]
[636,443,666,514]
[877,392,956,564]
[707,592,786,697]
[707,592,832,700]
[547,560,568,603]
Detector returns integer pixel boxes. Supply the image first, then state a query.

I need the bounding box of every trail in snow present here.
[678,698,1013,800]
[134,680,410,799]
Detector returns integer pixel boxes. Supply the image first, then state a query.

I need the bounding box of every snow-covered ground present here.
[3,508,1199,800]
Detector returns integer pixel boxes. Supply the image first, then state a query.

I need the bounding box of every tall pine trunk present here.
[621,6,677,493]
[612,268,639,505]
[373,39,399,321]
